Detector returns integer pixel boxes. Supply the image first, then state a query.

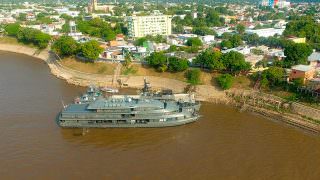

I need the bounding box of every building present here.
[221,46,251,55]
[289,65,315,84]
[88,0,115,13]
[245,28,285,38]
[308,51,320,68]
[288,37,306,44]
[261,0,290,8]
[127,12,172,38]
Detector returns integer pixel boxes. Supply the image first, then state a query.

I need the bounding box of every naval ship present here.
[58,80,201,128]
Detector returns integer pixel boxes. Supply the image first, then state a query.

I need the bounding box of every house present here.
[221,46,251,55]
[308,51,320,68]
[289,65,315,84]
[245,28,285,38]
[201,35,215,44]
[245,54,264,68]
[116,34,125,41]
[267,49,286,60]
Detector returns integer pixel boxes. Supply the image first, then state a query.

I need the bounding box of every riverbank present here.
[0,43,228,103]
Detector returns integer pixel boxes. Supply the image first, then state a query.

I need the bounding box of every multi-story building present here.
[261,0,290,8]
[127,12,172,38]
[88,0,115,13]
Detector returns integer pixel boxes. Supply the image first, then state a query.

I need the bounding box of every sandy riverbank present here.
[0,43,228,103]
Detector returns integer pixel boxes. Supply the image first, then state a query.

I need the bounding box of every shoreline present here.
[0,43,228,103]
[0,43,319,133]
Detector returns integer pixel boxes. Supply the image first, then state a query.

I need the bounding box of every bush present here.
[186,37,203,47]
[168,57,189,72]
[216,74,234,90]
[185,69,201,85]
[4,23,20,36]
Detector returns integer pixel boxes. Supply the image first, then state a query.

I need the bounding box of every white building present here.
[201,35,215,44]
[245,28,285,38]
[221,46,251,55]
[127,12,172,38]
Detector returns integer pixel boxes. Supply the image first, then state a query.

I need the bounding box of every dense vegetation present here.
[216,74,234,90]
[283,16,320,50]
[4,23,51,49]
[76,18,125,41]
[145,52,189,72]
[185,69,201,85]
[52,36,103,60]
[194,49,251,75]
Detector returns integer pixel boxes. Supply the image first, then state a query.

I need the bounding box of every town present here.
[0,0,320,108]
[2,1,320,179]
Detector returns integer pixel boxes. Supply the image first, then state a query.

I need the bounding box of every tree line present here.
[4,23,51,49]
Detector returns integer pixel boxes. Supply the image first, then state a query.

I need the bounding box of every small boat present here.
[101,87,119,93]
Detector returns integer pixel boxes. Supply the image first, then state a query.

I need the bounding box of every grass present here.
[0,36,19,44]
[232,76,252,90]
[60,57,116,75]
[121,66,138,75]
[0,36,36,48]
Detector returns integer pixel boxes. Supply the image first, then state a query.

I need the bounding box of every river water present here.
[0,51,320,179]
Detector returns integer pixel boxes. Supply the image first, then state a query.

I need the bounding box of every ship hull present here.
[58,116,200,128]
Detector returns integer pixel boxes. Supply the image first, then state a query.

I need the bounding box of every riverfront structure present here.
[127,12,172,38]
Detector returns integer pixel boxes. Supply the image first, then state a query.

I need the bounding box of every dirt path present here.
[112,63,122,86]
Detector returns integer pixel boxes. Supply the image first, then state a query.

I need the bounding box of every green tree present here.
[194,49,224,70]
[168,57,189,72]
[17,28,51,49]
[124,52,132,67]
[261,67,285,87]
[220,40,233,49]
[102,28,116,41]
[221,32,232,40]
[80,40,103,60]
[145,52,167,72]
[52,36,79,56]
[173,24,184,34]
[284,43,313,67]
[4,23,21,36]
[206,10,222,26]
[216,74,234,90]
[17,13,27,21]
[134,37,147,46]
[221,51,251,75]
[230,34,243,47]
[185,69,201,85]
[193,26,216,36]
[186,37,203,47]
[34,32,51,49]
[236,24,246,34]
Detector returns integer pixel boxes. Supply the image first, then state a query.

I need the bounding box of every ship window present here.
[117,120,127,124]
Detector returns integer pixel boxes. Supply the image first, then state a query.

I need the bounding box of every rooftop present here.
[291,65,314,72]
[308,52,320,62]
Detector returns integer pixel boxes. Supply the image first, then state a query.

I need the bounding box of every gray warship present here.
[58,80,201,128]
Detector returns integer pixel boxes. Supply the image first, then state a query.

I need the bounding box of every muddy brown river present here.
[0,51,320,179]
